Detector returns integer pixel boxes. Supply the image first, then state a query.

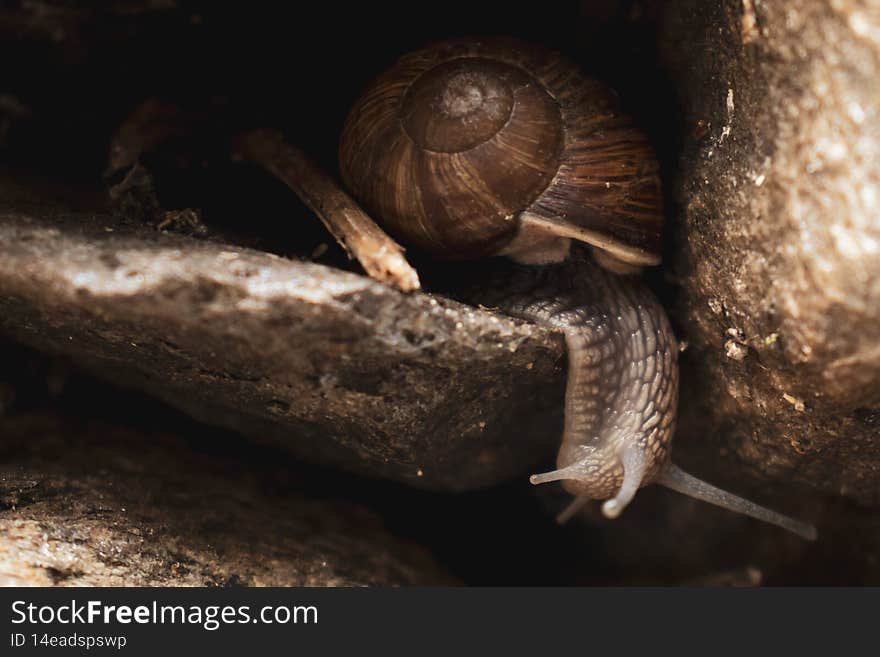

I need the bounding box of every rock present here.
[0,181,565,493]
[0,411,450,586]
[661,0,880,504]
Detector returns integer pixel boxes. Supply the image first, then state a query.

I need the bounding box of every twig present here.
[234,129,421,292]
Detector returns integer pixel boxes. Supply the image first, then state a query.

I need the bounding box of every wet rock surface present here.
[661,0,880,505]
[0,183,565,493]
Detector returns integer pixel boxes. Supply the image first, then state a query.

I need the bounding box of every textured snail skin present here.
[491,252,817,540]
[491,254,677,501]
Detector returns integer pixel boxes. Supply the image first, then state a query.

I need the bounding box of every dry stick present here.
[235,129,420,292]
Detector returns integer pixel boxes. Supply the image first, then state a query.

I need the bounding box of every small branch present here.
[234,129,420,292]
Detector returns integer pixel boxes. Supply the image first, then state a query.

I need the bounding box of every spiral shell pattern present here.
[340,38,663,263]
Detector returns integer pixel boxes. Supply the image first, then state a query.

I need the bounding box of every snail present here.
[337,38,817,540]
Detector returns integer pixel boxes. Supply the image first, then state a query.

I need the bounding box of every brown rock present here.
[0,181,564,493]
[661,0,880,503]
[0,412,450,586]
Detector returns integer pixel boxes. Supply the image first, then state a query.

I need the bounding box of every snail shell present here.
[339,38,662,267]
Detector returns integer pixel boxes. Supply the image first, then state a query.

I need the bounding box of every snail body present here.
[490,256,677,511]
[494,256,815,539]
[339,38,816,539]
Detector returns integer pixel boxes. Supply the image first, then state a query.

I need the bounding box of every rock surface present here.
[0,183,565,493]
[662,0,880,504]
[0,411,450,586]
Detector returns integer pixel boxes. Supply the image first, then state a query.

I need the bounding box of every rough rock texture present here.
[662,0,880,505]
[0,411,450,586]
[0,184,565,493]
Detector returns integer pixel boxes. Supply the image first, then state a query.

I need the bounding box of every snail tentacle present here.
[601,442,650,519]
[555,495,591,525]
[656,464,818,541]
